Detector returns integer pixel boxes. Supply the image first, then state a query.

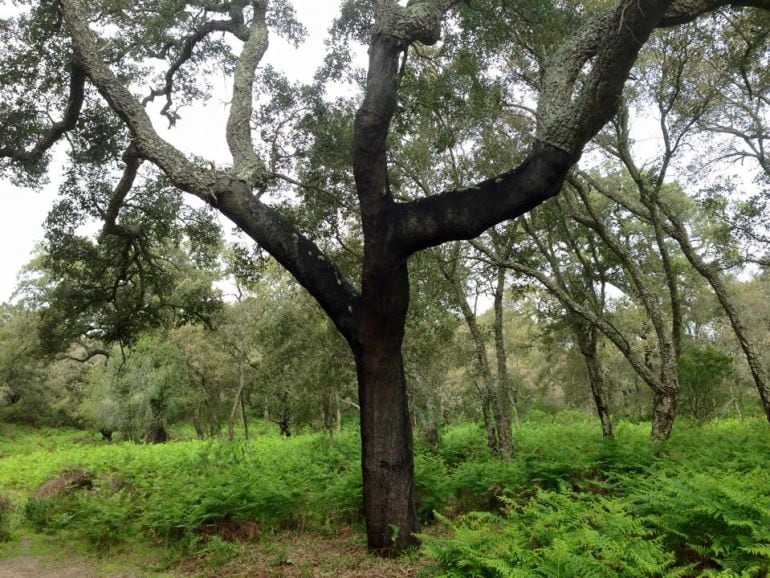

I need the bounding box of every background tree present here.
[84,333,190,442]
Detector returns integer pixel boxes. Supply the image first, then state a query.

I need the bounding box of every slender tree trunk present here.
[444,258,501,456]
[575,322,613,437]
[679,236,770,421]
[191,409,205,440]
[229,359,246,440]
[651,388,678,441]
[493,267,514,459]
[354,261,418,555]
[240,391,249,440]
[584,352,613,437]
[480,390,499,456]
[335,391,342,434]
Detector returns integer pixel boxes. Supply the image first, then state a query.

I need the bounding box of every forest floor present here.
[0,529,429,577]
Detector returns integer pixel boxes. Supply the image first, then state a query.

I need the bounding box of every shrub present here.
[422,491,677,577]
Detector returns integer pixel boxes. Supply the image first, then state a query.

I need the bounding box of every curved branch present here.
[143,18,247,126]
[0,64,86,164]
[392,141,576,255]
[61,0,362,343]
[660,0,770,26]
[392,0,674,256]
[100,145,143,241]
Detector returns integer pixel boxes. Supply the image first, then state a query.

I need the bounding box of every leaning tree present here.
[2,0,769,554]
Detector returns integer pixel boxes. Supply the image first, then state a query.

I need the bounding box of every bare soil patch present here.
[179,527,432,577]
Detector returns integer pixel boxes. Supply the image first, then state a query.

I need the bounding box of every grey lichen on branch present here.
[374,0,458,46]
[536,0,675,156]
[226,0,270,189]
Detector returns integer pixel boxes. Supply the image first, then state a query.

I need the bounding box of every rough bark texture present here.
[353,258,417,552]
[651,389,678,442]
[350,31,420,554]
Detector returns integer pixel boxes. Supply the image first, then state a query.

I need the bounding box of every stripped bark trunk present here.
[663,212,770,422]
[651,388,678,441]
[354,260,418,554]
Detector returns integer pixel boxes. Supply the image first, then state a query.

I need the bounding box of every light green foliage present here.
[422,495,676,577]
[678,344,734,420]
[2,414,768,574]
[83,334,190,440]
[1,427,365,555]
[424,416,770,576]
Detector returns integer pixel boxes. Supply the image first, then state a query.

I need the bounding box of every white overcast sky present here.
[0,0,345,303]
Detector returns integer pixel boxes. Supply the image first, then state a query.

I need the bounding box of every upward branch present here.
[60,0,362,342]
[226,1,269,186]
[392,0,675,255]
[391,0,770,257]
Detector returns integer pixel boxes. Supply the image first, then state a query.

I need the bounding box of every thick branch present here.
[226,1,269,185]
[100,145,143,241]
[660,0,770,26]
[393,0,675,255]
[214,186,362,342]
[393,141,576,254]
[375,0,459,45]
[61,0,361,343]
[539,0,674,154]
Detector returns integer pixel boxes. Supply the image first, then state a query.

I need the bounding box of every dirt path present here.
[0,555,99,578]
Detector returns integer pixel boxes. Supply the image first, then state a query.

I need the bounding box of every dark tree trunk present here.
[335,391,343,434]
[585,353,613,437]
[147,424,168,444]
[354,260,419,555]
[240,392,249,440]
[355,347,418,555]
